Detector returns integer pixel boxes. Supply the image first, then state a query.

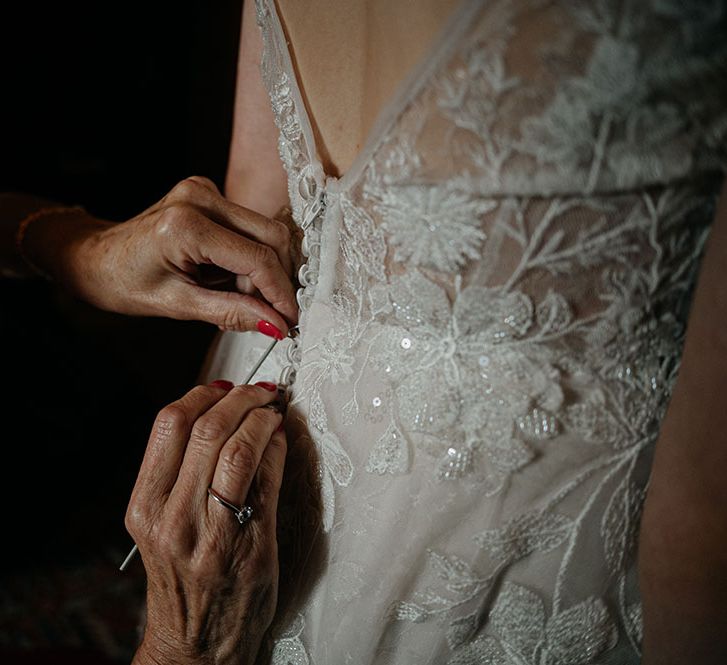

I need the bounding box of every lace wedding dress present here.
[203,0,727,662]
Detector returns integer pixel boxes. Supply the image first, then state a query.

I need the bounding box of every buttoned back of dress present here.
[203,1,727,663]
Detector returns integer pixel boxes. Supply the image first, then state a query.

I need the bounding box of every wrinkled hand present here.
[28,176,297,334]
[126,380,286,665]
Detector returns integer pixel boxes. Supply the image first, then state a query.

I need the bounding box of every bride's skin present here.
[225,0,459,209]
[231,2,727,664]
[637,185,727,665]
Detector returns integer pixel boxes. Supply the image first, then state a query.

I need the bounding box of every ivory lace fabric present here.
[203,1,727,662]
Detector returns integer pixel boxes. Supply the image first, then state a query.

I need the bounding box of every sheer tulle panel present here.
[235,1,727,663]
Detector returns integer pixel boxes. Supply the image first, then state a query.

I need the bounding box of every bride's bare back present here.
[275,0,460,177]
[225,0,458,213]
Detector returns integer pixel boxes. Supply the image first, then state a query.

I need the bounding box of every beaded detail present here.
[242,1,727,664]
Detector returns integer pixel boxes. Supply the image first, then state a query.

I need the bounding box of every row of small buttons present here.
[279,170,327,391]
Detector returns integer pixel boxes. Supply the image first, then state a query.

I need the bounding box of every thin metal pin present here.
[119,544,138,571]
[119,335,281,572]
[242,337,278,383]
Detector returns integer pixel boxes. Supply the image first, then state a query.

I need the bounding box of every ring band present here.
[207,487,253,525]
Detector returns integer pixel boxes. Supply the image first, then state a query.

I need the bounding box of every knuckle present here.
[248,406,279,430]
[124,501,149,540]
[185,384,217,403]
[156,204,195,238]
[271,219,291,245]
[253,243,276,270]
[172,177,203,200]
[154,404,189,438]
[219,438,258,474]
[185,175,217,192]
[191,414,228,443]
[220,308,254,332]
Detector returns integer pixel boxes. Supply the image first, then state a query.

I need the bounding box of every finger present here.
[172,384,280,507]
[153,206,298,324]
[208,405,283,519]
[174,213,297,324]
[249,428,287,523]
[167,281,290,334]
[130,383,233,511]
[201,200,293,278]
[203,226,298,324]
[182,175,220,194]
[165,175,221,200]
[141,177,221,219]
[168,176,293,276]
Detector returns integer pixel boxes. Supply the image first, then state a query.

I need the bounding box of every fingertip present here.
[221,292,290,336]
[209,379,235,390]
[257,320,285,340]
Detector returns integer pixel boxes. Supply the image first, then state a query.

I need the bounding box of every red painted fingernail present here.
[255,381,278,392]
[210,379,234,390]
[257,320,284,340]
[276,421,285,432]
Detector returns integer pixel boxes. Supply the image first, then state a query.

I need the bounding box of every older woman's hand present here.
[126,380,286,665]
[20,176,297,335]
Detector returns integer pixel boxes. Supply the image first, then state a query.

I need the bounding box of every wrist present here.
[19,206,112,292]
[133,634,212,665]
[15,206,83,279]
[135,623,262,665]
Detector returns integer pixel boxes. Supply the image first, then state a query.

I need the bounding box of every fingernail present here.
[276,421,285,432]
[209,379,234,390]
[257,320,284,340]
[255,381,278,392]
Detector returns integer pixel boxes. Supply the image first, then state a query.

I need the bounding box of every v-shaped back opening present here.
[265,0,483,192]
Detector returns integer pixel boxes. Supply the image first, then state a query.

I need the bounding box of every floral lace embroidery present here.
[448,583,618,665]
[379,191,708,656]
[365,270,563,487]
[369,184,495,272]
[251,0,727,662]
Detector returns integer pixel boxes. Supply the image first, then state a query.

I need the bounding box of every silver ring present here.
[207,487,253,525]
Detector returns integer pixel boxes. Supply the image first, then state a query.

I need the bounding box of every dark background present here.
[0,2,244,662]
